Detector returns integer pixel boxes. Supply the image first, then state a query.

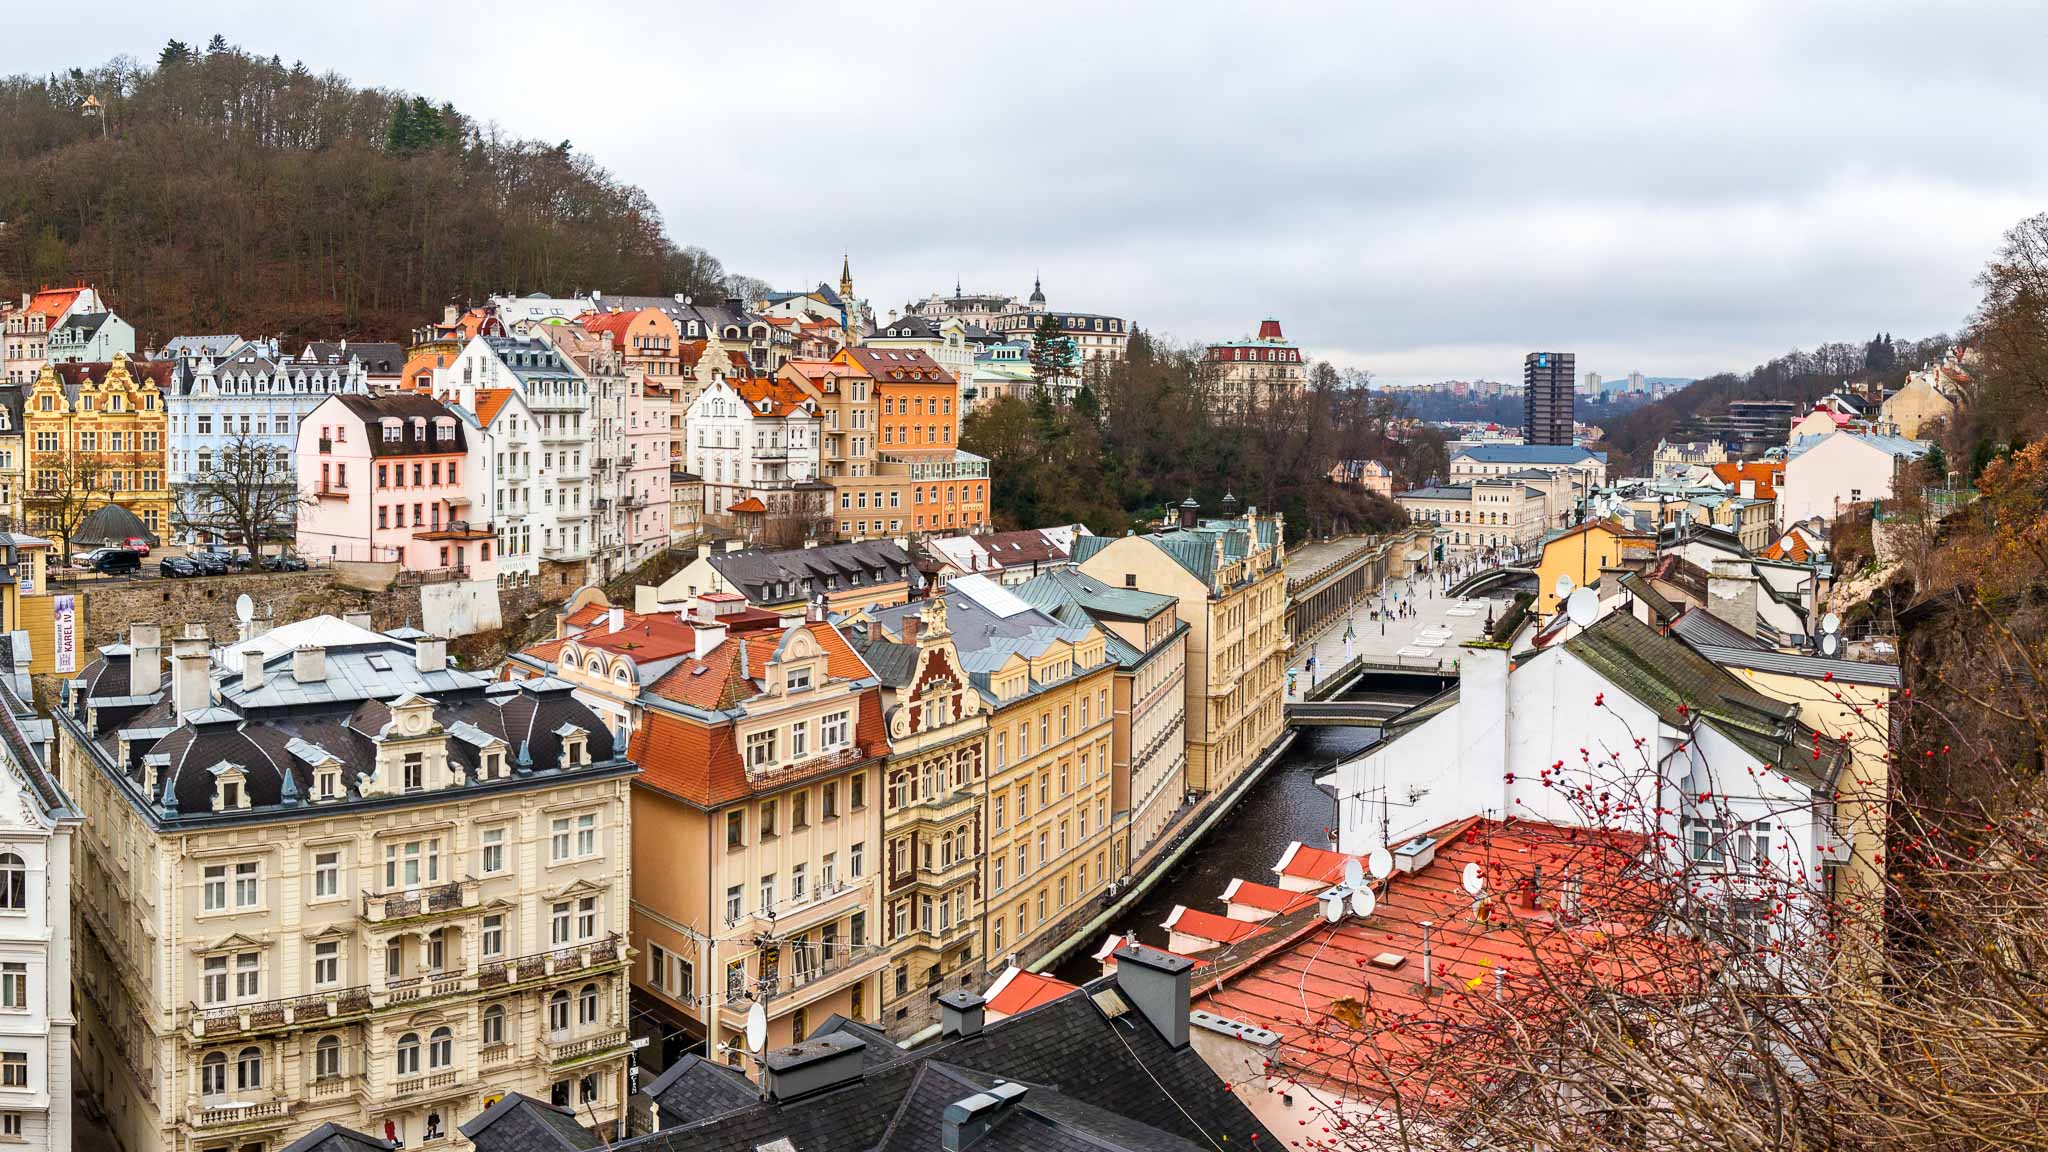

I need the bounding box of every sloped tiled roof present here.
[474,388,514,427]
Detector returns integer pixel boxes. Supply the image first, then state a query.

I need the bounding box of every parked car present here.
[189,551,230,576]
[158,556,201,579]
[262,553,309,572]
[122,536,152,556]
[88,548,143,576]
[223,549,255,570]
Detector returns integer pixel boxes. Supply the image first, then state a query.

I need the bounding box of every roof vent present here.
[941,1081,1028,1151]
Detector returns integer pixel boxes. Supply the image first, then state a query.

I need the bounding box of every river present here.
[1050,724,1380,985]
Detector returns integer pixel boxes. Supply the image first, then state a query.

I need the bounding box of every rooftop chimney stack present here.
[170,631,212,718]
[1111,944,1193,1049]
[344,612,373,631]
[416,637,448,674]
[292,645,327,684]
[941,1082,1028,1151]
[240,648,265,692]
[129,623,162,697]
[1706,560,1760,639]
[608,608,624,634]
[938,990,985,1040]
[757,1034,867,1104]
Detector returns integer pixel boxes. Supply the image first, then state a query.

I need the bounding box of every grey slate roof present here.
[1671,609,1900,688]
[64,618,623,825]
[1452,443,1606,465]
[74,502,155,547]
[301,341,406,376]
[709,540,915,605]
[466,977,1277,1152]
[640,1054,759,1127]
[281,1122,399,1152]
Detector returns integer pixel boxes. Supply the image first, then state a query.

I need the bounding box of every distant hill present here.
[1597,335,1949,473]
[0,39,737,342]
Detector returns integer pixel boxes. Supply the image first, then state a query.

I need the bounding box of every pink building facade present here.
[622,380,674,565]
[297,393,499,578]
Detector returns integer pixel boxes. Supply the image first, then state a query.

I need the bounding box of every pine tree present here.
[206,33,228,54]
[159,40,193,67]
[1028,314,1072,386]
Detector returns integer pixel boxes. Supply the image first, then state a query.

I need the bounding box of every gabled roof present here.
[473,388,514,428]
[1162,905,1264,945]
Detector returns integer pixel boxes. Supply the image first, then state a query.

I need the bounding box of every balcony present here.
[557,507,590,521]
[917,851,983,890]
[317,438,334,454]
[381,968,470,1006]
[390,1069,468,1103]
[361,877,480,924]
[189,985,374,1040]
[475,933,629,991]
[308,1074,362,1101]
[592,497,610,511]
[315,480,349,499]
[189,1097,293,1132]
[545,1026,632,1068]
[737,876,870,935]
[718,948,889,1027]
[498,464,531,483]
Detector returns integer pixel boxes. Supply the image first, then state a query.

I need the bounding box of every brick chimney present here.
[128,623,162,697]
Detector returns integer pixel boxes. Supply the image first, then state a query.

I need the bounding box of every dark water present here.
[1050,725,1379,984]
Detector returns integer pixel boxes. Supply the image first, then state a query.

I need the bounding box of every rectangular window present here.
[576,812,597,857]
[551,901,572,945]
[203,864,227,912]
[482,826,506,875]
[235,952,260,999]
[234,861,260,908]
[850,842,865,878]
[726,810,745,850]
[759,875,777,915]
[577,895,598,939]
[822,711,850,749]
[726,885,743,924]
[850,774,866,809]
[0,1054,24,1090]
[313,851,339,899]
[313,940,339,987]
[746,730,778,769]
[760,800,778,838]
[0,964,24,1011]
[483,913,505,958]
[551,816,572,862]
[792,790,809,829]
[822,782,839,820]
[202,955,228,1004]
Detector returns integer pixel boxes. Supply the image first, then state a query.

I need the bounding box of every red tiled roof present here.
[1163,906,1265,945]
[579,310,640,346]
[1761,533,1813,562]
[25,286,87,321]
[1220,878,1318,915]
[631,686,886,808]
[839,346,957,386]
[734,376,815,419]
[1710,461,1782,501]
[1274,842,1354,886]
[474,388,514,427]
[983,967,1077,1016]
[727,497,769,514]
[1194,819,1681,1112]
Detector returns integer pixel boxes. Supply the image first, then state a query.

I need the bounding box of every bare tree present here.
[26,454,112,564]
[172,432,306,554]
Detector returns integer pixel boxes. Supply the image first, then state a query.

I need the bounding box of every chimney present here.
[416,637,448,674]
[1739,478,1756,499]
[239,648,265,692]
[693,623,728,662]
[1111,944,1192,1049]
[941,1082,1028,1151]
[938,990,985,1039]
[1457,643,1510,819]
[902,615,922,646]
[443,303,459,326]
[1706,561,1760,638]
[1177,496,1199,530]
[293,645,327,684]
[129,623,162,696]
[758,1034,866,1104]
[344,612,373,630]
[170,631,212,718]
[697,542,712,560]
[607,608,624,634]
[1392,834,1438,874]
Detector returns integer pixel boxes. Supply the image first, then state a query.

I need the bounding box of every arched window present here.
[200,1051,227,1096]
[548,991,570,1034]
[429,1027,453,1069]
[396,1032,421,1076]
[0,853,24,910]
[578,983,599,1026]
[237,1046,263,1091]
[481,1004,506,1048]
[314,1035,341,1080]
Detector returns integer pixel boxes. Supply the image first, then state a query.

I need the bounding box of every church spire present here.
[839,253,854,301]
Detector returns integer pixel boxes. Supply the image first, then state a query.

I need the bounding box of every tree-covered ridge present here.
[0,39,737,340]
[962,331,1422,541]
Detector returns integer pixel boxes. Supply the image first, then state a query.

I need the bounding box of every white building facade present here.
[0,689,78,1151]
[684,377,822,516]
[434,336,595,565]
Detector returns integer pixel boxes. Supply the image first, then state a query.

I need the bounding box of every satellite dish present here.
[1462,862,1485,896]
[1367,846,1394,880]
[1320,890,1345,923]
[1553,574,1575,600]
[235,594,254,624]
[1822,612,1841,635]
[1341,857,1365,889]
[1566,586,1600,629]
[1821,633,1841,657]
[744,1001,768,1054]
[1350,886,1377,919]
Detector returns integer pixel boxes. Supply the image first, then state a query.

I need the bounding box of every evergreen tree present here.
[159,40,193,67]
[206,33,228,54]
[1028,314,1072,386]
[1924,444,1949,485]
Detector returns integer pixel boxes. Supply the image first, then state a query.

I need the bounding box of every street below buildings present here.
[1287,569,1511,689]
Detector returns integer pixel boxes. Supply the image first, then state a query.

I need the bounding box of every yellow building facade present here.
[26,353,172,540]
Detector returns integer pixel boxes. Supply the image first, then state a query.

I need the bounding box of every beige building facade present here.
[65,616,636,1152]
[1073,506,1288,799]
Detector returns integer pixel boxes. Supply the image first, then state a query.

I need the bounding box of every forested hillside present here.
[0,38,736,340]
[1599,333,1948,472]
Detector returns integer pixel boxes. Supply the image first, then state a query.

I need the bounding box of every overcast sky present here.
[8,2,2045,384]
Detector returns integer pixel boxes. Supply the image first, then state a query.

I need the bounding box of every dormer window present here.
[786,667,812,693]
[481,750,504,780]
[382,419,400,442]
[220,780,241,809]
[316,767,341,800]
[561,728,590,768]
[403,752,424,792]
